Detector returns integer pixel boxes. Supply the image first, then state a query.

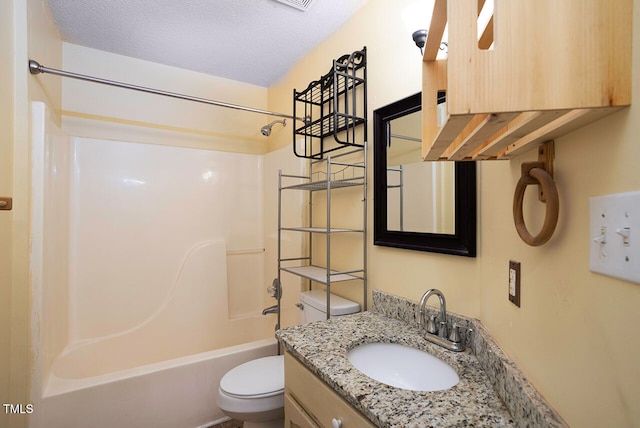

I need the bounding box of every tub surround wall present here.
[30,102,72,396]
[68,137,269,341]
[35,122,274,371]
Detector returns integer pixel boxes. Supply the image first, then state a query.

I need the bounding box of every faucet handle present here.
[426,315,438,334]
[438,320,448,339]
[449,323,461,343]
[267,278,281,299]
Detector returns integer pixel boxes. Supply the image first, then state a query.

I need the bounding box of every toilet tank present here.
[299,290,360,324]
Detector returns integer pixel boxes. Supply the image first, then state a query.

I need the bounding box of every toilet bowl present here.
[217,291,360,427]
[216,355,284,428]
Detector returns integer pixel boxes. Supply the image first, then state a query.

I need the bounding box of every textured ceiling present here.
[47,0,369,87]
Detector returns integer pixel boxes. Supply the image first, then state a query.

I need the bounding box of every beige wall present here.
[0,1,16,426]
[269,0,640,426]
[61,43,270,155]
[2,0,62,427]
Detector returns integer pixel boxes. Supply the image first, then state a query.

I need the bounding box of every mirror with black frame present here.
[373,92,477,256]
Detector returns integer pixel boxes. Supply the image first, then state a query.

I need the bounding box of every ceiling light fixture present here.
[272,0,315,12]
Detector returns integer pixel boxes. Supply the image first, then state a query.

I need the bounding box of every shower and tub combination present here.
[29,100,305,428]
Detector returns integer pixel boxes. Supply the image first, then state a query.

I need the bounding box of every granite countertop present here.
[276,290,567,428]
[277,310,514,427]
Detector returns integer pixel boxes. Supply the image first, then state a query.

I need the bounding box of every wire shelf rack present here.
[293,47,367,159]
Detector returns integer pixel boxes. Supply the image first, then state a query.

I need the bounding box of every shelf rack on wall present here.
[278,47,368,318]
[278,147,367,319]
[293,47,367,159]
[418,0,631,247]
[421,0,631,162]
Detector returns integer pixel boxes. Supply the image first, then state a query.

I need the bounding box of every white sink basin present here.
[347,342,459,391]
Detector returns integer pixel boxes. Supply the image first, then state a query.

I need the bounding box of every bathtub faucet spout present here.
[261,305,278,315]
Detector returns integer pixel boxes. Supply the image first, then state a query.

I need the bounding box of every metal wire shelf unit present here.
[293,47,367,159]
[277,147,367,319]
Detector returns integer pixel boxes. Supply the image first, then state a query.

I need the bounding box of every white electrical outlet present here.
[589,191,640,284]
[509,260,521,306]
[509,269,516,296]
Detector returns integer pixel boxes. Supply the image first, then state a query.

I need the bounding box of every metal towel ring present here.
[513,166,559,246]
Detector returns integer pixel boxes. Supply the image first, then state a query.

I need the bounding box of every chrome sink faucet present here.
[418,289,465,352]
[419,289,448,339]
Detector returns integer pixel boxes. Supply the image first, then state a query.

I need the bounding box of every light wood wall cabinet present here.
[422,0,632,161]
[283,351,375,428]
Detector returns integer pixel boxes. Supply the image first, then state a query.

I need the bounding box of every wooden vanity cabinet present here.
[283,351,375,428]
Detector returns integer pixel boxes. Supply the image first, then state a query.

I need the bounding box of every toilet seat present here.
[219,355,284,398]
[217,355,285,424]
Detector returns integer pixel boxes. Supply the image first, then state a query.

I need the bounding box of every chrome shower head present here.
[260,119,286,137]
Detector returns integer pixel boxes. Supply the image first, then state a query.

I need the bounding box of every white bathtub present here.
[36,338,277,428]
[29,102,285,428]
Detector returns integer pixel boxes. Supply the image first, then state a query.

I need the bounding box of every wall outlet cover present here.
[509,260,521,307]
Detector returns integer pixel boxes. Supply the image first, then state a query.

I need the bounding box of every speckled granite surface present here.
[372,290,567,428]
[277,311,512,427]
[276,290,567,428]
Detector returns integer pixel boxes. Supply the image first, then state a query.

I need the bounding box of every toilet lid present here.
[219,355,284,398]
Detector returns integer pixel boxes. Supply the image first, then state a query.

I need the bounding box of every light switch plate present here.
[589,191,640,284]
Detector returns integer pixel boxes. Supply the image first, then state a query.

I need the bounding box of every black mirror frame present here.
[373,92,477,257]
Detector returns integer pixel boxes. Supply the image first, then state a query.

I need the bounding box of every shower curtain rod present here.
[28,60,308,123]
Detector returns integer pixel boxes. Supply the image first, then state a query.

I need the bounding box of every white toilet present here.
[216,290,360,427]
